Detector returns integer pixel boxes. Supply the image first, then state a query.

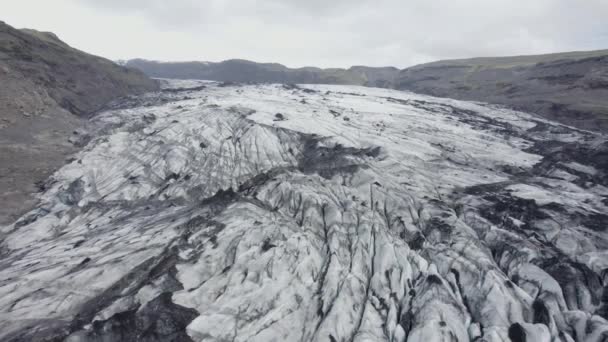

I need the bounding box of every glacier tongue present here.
[1,80,607,342]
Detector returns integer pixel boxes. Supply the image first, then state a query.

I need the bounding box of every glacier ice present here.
[1,80,607,342]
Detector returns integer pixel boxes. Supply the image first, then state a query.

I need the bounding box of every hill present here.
[0,21,159,224]
[395,50,608,131]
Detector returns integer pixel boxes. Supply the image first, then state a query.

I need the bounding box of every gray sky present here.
[4,0,608,68]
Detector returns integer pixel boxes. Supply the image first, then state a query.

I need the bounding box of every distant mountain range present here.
[125,49,608,132]
[124,58,399,88]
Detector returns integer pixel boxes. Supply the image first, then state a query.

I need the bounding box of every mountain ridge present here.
[395,49,608,132]
[124,58,400,88]
[407,49,608,68]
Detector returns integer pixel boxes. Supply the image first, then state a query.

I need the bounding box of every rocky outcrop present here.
[0,21,159,225]
[395,50,608,132]
[1,80,606,341]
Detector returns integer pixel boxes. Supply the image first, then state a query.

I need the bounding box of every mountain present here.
[395,50,608,132]
[0,21,159,225]
[1,80,606,342]
[125,58,400,87]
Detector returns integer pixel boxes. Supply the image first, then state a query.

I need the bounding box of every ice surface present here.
[1,81,607,342]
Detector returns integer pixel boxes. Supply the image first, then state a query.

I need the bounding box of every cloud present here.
[3,0,608,68]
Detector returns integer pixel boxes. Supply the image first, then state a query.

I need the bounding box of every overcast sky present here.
[4,0,608,68]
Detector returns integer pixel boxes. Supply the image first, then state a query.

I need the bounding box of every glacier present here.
[1,80,607,342]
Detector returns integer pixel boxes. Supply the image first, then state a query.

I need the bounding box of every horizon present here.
[3,0,608,69]
[124,47,608,70]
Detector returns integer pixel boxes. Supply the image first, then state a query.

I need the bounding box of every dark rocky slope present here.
[124,58,399,88]
[0,21,159,224]
[395,50,608,132]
